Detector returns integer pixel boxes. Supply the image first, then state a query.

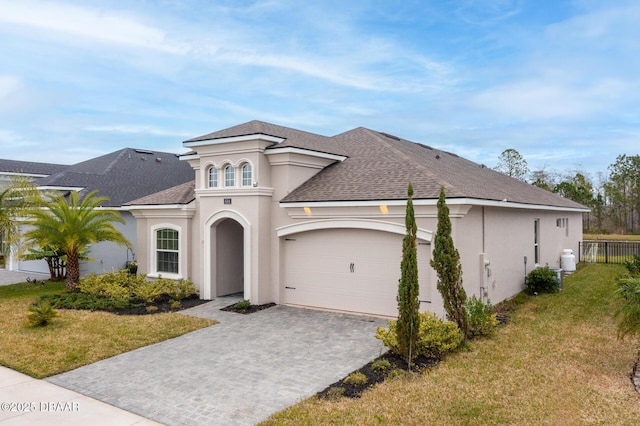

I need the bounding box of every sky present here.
[0,0,638,181]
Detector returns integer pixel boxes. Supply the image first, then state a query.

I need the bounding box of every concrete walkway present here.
[0,367,160,425]
[46,299,387,425]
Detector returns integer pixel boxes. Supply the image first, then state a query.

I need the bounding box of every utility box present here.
[549,267,564,288]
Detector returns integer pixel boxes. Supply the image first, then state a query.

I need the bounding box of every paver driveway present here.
[47,298,387,425]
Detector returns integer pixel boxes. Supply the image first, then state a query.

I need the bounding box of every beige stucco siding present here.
[128,132,585,319]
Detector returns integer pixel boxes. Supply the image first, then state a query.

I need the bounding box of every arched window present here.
[208,166,218,188]
[156,228,179,274]
[224,165,235,187]
[242,163,252,187]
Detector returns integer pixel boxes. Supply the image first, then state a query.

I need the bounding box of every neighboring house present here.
[0,159,68,186]
[126,121,589,319]
[0,149,194,275]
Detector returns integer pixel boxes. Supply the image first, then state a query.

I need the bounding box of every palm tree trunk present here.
[66,251,80,291]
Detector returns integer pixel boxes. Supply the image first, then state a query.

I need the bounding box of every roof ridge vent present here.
[419,143,433,150]
[135,149,154,155]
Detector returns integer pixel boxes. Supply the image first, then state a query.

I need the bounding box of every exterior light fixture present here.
[303,207,312,215]
[379,205,389,214]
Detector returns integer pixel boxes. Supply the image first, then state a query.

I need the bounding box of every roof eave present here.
[183,133,285,148]
[279,197,590,212]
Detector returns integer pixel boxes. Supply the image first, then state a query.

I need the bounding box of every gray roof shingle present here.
[186,120,348,157]
[281,128,586,209]
[37,148,194,207]
[134,121,586,210]
[0,159,68,178]
[124,180,195,206]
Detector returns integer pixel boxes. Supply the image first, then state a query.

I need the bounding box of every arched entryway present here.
[215,218,244,297]
[203,210,252,301]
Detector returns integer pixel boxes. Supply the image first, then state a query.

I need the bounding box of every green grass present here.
[0,281,216,378]
[584,233,640,241]
[261,264,640,425]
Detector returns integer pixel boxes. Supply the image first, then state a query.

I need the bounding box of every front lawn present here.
[0,281,215,378]
[262,264,640,425]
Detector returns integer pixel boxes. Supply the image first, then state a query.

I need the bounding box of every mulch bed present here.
[220,302,276,314]
[111,294,210,315]
[317,351,440,399]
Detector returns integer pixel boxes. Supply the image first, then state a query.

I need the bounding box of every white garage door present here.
[282,228,431,317]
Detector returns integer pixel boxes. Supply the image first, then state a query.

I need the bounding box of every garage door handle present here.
[285,286,296,290]
[350,263,355,273]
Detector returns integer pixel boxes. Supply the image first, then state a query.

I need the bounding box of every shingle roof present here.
[281,128,586,209]
[0,159,68,178]
[37,148,194,207]
[136,121,586,210]
[124,180,195,206]
[185,120,348,157]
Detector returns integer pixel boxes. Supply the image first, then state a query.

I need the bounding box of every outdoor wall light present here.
[304,207,312,215]
[379,205,389,214]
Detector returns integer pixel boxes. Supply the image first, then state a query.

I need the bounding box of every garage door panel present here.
[283,228,430,317]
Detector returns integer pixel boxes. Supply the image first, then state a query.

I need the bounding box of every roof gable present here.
[37,148,194,207]
[133,121,586,211]
[280,127,587,210]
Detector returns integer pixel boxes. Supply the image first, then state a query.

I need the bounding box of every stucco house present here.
[126,121,588,318]
[0,149,193,275]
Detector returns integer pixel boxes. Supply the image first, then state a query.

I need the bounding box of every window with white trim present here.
[156,228,179,274]
[242,163,252,187]
[208,166,218,188]
[224,165,235,187]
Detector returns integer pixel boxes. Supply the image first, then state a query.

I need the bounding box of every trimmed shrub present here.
[165,279,198,301]
[42,292,136,311]
[343,372,367,386]
[525,266,560,295]
[27,299,57,326]
[615,276,640,338]
[371,359,391,372]
[77,270,197,307]
[234,300,251,310]
[623,254,640,275]
[78,270,144,301]
[376,311,464,359]
[465,295,499,337]
[133,280,165,304]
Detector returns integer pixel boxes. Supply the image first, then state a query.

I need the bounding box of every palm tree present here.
[0,175,41,264]
[23,190,131,290]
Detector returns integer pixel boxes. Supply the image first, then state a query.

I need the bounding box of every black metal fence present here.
[579,241,640,264]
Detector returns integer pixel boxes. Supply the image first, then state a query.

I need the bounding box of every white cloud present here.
[470,78,629,120]
[0,75,21,99]
[85,124,194,138]
[0,0,188,54]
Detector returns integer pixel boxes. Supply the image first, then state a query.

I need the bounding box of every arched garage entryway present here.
[278,220,432,317]
[203,210,252,301]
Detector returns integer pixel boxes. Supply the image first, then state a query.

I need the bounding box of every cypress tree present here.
[430,186,469,337]
[396,182,421,364]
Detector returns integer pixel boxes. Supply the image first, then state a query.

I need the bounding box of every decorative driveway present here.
[47,298,387,425]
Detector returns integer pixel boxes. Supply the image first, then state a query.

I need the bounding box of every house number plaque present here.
[224,198,232,205]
